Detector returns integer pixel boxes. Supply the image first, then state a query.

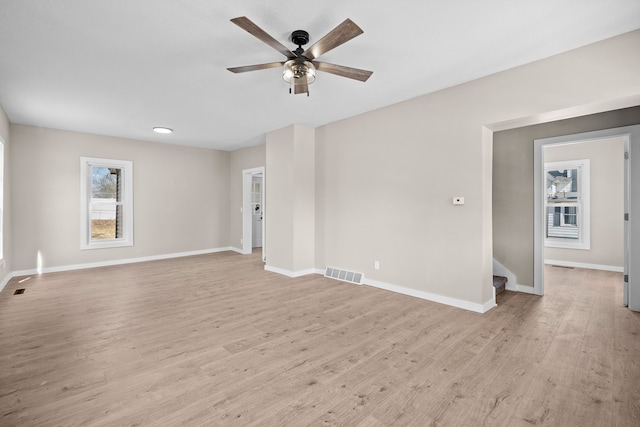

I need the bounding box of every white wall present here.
[0,105,11,286]
[10,124,230,272]
[265,124,315,273]
[544,137,625,269]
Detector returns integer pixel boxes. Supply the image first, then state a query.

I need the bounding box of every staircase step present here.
[493,275,507,294]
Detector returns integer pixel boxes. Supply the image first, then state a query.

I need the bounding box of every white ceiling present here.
[1,1,639,151]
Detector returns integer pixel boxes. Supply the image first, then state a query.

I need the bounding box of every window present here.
[544,159,590,249]
[80,157,133,249]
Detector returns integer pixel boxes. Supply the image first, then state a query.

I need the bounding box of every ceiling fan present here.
[227,16,373,96]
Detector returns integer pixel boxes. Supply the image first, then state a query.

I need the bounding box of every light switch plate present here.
[453,197,464,205]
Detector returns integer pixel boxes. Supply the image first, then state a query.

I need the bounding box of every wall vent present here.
[324,267,364,285]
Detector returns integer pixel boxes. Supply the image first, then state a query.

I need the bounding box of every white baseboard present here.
[516,284,537,294]
[264,265,318,277]
[4,250,498,314]
[545,259,624,273]
[0,272,14,293]
[229,246,246,254]
[9,247,234,279]
[364,277,496,314]
[264,264,495,312]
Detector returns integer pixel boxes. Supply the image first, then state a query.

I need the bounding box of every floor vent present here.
[14,289,25,295]
[324,267,364,285]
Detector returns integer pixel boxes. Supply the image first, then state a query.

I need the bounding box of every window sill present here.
[81,240,134,250]
[545,239,590,250]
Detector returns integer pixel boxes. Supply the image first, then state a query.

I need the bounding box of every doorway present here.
[251,175,263,248]
[534,125,640,311]
[242,167,265,262]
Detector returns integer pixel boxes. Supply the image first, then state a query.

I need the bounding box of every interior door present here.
[624,137,629,306]
[628,125,640,311]
[252,177,263,248]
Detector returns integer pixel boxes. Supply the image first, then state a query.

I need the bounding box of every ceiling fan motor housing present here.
[291,30,310,47]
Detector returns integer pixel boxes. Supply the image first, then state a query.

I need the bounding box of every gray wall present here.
[10,124,230,271]
[493,106,640,287]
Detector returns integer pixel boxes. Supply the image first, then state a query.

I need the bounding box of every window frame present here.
[544,159,590,250]
[80,157,134,250]
[0,137,4,263]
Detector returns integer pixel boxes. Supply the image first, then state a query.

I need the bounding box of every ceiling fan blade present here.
[313,61,373,82]
[231,17,295,58]
[302,19,363,61]
[227,62,284,73]
[293,76,309,95]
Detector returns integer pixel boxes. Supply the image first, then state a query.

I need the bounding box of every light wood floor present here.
[1,252,639,426]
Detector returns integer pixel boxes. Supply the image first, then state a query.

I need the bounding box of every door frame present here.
[534,125,639,309]
[242,166,265,261]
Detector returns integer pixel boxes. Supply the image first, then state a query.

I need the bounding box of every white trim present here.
[4,250,499,314]
[534,127,638,297]
[487,95,640,133]
[0,271,13,293]
[545,259,624,273]
[364,277,496,313]
[516,284,537,294]
[10,247,233,278]
[264,265,318,277]
[265,266,496,313]
[80,157,134,250]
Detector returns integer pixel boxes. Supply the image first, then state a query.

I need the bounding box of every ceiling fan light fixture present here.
[282,59,316,85]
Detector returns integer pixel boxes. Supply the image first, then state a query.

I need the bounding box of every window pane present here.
[90,203,123,240]
[546,205,579,240]
[546,168,579,201]
[92,167,120,200]
[563,206,577,225]
[91,217,116,240]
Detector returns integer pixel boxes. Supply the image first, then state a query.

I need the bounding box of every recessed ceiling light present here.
[153,127,173,134]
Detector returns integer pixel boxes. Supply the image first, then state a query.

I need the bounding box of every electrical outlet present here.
[374,261,380,270]
[453,197,464,205]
